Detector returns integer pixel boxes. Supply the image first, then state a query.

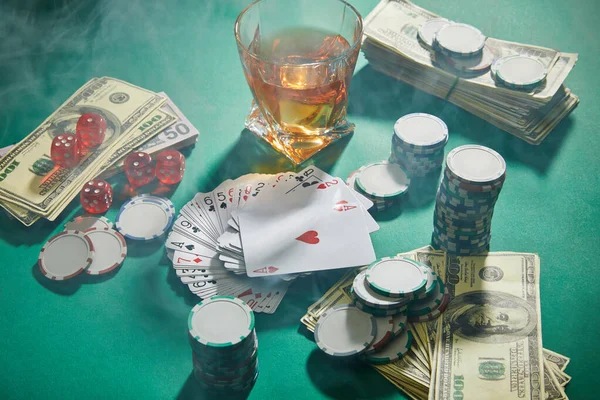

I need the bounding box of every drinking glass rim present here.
[234,0,364,67]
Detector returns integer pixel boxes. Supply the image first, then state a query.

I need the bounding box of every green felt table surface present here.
[0,0,598,399]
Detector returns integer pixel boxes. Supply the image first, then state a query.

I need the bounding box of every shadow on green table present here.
[305,349,397,399]
[348,65,575,175]
[176,372,253,400]
[197,128,353,192]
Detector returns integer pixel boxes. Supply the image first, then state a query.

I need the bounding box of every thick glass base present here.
[244,101,355,165]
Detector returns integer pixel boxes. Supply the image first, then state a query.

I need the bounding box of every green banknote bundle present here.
[362,0,579,145]
[301,247,572,400]
[0,79,198,226]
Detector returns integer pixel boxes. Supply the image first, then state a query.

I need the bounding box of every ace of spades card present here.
[238,179,376,277]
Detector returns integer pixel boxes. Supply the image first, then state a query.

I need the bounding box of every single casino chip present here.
[65,215,113,231]
[363,328,413,365]
[391,312,408,337]
[433,23,486,58]
[116,195,175,240]
[352,270,412,309]
[493,55,547,90]
[356,162,410,199]
[446,145,506,185]
[188,296,255,348]
[366,257,428,298]
[314,305,377,357]
[393,113,449,149]
[418,18,451,49]
[83,227,127,275]
[364,316,395,355]
[38,230,95,280]
[407,277,446,316]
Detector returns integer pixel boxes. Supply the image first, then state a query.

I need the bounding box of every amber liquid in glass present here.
[242,27,357,163]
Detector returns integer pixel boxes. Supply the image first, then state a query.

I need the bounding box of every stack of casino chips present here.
[432,145,506,254]
[188,296,259,393]
[313,257,449,364]
[390,113,448,178]
[347,161,410,212]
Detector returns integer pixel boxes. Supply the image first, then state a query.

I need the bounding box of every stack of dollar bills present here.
[0,77,198,226]
[362,0,579,145]
[301,246,572,400]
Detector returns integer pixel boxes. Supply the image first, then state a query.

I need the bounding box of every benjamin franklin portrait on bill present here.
[445,290,537,344]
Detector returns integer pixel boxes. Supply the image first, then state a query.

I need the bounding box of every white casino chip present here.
[38,230,94,280]
[446,145,506,184]
[495,55,547,88]
[84,228,127,275]
[366,257,428,298]
[356,162,410,199]
[435,23,486,57]
[116,195,175,240]
[393,113,448,148]
[188,296,255,347]
[314,305,376,357]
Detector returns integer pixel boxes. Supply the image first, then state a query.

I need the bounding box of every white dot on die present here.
[133,161,139,167]
[94,189,100,194]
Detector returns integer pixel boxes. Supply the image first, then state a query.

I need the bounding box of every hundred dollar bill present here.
[1,104,177,226]
[99,92,199,179]
[433,252,544,400]
[0,77,165,216]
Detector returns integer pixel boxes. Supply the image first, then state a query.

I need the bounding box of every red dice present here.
[76,113,107,150]
[124,152,155,187]
[156,150,186,185]
[80,179,113,214]
[51,134,80,168]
